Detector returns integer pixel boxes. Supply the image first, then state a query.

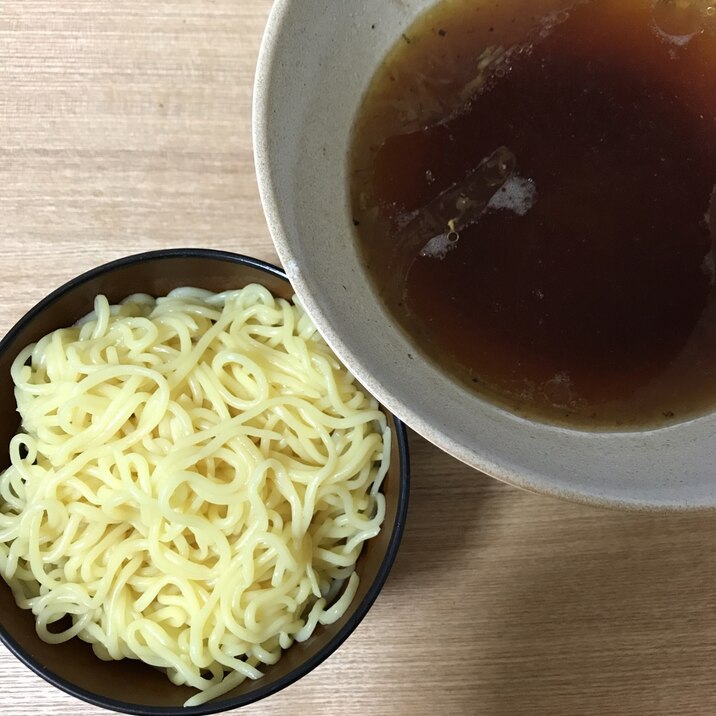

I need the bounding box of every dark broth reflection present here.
[350,0,716,428]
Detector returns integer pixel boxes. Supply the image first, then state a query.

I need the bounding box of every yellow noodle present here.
[0,284,389,707]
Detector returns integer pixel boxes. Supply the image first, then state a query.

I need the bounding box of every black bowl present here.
[0,248,410,715]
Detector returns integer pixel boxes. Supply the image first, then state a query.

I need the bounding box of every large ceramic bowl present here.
[253,0,715,510]
[0,249,410,715]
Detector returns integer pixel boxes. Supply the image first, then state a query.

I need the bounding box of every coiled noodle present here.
[0,285,389,706]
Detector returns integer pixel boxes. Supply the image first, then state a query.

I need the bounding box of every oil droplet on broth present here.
[651,0,715,45]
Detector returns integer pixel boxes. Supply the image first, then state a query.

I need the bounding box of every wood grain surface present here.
[2,2,716,715]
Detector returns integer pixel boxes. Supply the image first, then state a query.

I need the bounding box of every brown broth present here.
[350,0,716,428]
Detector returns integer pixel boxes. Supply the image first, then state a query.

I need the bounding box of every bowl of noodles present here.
[0,248,409,715]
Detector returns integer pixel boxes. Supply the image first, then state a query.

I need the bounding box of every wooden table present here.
[2,2,716,714]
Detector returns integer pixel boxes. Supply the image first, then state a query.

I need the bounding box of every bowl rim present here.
[0,247,411,715]
[251,0,716,513]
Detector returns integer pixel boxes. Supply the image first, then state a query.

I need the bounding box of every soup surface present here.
[350,0,716,428]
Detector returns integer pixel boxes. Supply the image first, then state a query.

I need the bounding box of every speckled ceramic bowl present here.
[253,0,716,510]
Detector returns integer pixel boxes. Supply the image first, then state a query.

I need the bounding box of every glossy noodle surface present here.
[0,285,388,706]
